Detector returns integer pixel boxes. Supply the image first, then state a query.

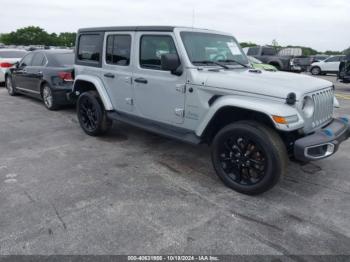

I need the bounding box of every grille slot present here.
[311,88,334,128]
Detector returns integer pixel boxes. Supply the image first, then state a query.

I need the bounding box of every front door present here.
[101,32,134,112]
[133,33,186,125]
[13,52,35,91]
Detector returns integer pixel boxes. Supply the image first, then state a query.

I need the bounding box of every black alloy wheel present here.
[211,121,288,195]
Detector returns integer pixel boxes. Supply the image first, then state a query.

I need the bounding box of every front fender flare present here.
[195,95,304,136]
[73,75,113,110]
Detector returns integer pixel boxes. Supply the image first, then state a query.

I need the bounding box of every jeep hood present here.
[198,69,333,99]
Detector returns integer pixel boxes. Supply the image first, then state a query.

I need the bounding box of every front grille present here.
[311,88,334,128]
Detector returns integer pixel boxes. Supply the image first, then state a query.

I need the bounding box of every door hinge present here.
[174,108,185,118]
[125,98,133,105]
[176,84,186,93]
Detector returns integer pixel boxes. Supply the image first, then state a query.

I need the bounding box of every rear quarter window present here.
[76,33,103,67]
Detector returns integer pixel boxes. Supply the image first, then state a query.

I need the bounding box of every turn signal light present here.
[272,115,288,124]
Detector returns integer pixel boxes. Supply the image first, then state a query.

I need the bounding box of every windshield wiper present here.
[217,59,250,68]
[192,60,230,69]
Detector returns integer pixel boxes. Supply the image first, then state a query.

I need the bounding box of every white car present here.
[0,49,28,83]
[310,55,345,75]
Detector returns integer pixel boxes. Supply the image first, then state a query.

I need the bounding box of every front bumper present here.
[294,118,350,162]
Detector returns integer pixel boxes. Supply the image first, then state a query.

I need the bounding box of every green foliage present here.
[343,47,350,55]
[240,42,258,48]
[324,50,342,55]
[0,26,76,47]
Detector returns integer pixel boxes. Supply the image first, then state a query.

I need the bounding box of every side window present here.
[247,47,259,56]
[326,56,340,62]
[140,35,178,70]
[32,53,46,66]
[20,53,34,67]
[78,34,101,63]
[106,35,131,66]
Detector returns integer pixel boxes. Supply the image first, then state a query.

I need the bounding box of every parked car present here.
[5,50,74,110]
[246,46,303,72]
[0,49,28,84]
[338,55,350,83]
[310,55,346,75]
[71,26,349,195]
[248,56,277,71]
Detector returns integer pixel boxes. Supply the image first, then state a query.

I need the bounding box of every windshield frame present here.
[179,31,249,68]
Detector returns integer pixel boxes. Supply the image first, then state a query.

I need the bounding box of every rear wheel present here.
[77,91,112,136]
[311,66,321,75]
[5,75,17,96]
[211,121,288,195]
[42,84,59,110]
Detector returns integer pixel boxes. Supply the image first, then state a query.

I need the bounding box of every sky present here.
[1,0,349,52]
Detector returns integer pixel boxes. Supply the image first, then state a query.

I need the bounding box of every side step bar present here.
[106,111,202,145]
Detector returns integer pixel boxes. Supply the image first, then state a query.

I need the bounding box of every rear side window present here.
[32,53,47,66]
[77,34,101,63]
[106,35,131,66]
[140,35,177,70]
[261,48,276,56]
[326,56,341,62]
[247,47,259,56]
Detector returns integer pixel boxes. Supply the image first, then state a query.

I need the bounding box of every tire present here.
[42,84,59,110]
[77,91,112,136]
[211,121,288,195]
[311,66,321,75]
[5,75,17,96]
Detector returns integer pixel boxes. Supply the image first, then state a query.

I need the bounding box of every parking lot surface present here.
[0,75,350,255]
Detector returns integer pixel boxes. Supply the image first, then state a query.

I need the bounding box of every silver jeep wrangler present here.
[71,26,350,195]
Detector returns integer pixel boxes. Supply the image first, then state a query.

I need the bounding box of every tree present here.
[343,47,350,56]
[240,42,257,48]
[324,50,342,55]
[0,26,76,47]
[57,32,76,47]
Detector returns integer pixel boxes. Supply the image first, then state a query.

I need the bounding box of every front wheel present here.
[211,121,288,195]
[77,91,112,136]
[311,66,321,75]
[5,76,17,96]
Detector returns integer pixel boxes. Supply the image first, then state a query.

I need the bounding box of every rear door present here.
[101,32,134,112]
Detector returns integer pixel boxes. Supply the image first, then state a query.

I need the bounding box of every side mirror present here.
[161,53,182,75]
[14,61,19,68]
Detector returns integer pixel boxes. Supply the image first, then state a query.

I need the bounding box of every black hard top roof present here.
[78,26,176,33]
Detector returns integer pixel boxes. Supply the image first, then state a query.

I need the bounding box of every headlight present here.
[302,96,315,118]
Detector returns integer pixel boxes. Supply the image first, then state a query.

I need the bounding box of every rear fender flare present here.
[73,75,113,110]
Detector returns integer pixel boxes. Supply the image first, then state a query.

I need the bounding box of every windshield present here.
[180,32,249,67]
[0,50,27,58]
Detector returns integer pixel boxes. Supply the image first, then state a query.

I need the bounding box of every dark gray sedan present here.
[5,50,74,110]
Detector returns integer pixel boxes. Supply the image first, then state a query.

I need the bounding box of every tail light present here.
[0,62,13,68]
[58,72,73,81]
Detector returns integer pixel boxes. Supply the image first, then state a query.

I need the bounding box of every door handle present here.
[104,73,115,78]
[37,71,43,76]
[134,77,148,84]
